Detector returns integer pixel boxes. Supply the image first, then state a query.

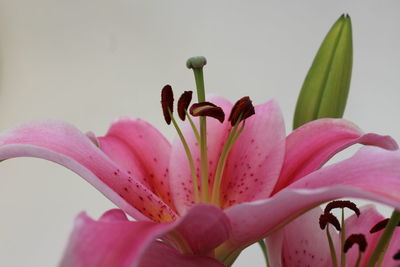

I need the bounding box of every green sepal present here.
[293,14,353,129]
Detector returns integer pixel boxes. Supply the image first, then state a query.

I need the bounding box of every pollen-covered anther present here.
[324,200,360,217]
[228,96,255,126]
[177,91,193,120]
[319,212,341,231]
[343,234,367,253]
[190,102,225,123]
[161,85,174,124]
[393,249,400,260]
[369,218,400,233]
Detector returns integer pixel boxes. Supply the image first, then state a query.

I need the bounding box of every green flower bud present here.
[293,14,353,129]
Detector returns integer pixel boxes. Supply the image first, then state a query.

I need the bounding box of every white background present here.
[0,1,399,266]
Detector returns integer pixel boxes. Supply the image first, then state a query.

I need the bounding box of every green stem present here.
[192,68,209,202]
[367,210,400,267]
[186,111,200,142]
[327,226,339,267]
[354,251,362,267]
[170,112,200,202]
[258,240,270,267]
[341,208,346,267]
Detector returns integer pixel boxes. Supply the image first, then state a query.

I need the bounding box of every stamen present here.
[161,85,174,124]
[393,249,400,260]
[324,200,360,217]
[370,218,400,233]
[228,96,255,126]
[319,212,341,231]
[320,212,340,267]
[178,91,193,121]
[344,234,367,253]
[190,102,225,123]
[344,234,367,267]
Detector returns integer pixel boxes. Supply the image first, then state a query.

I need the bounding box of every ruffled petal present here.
[221,100,286,208]
[169,96,233,213]
[0,120,177,222]
[273,119,398,193]
[220,147,400,259]
[60,205,230,267]
[100,118,175,209]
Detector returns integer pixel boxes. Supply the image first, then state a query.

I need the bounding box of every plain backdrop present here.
[0,1,399,266]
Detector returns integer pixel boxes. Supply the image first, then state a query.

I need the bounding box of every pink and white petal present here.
[139,241,226,267]
[221,100,285,208]
[340,205,384,267]
[103,118,175,209]
[381,228,400,266]
[273,119,398,193]
[60,205,230,267]
[265,229,284,267]
[280,207,334,267]
[170,96,233,213]
[221,147,400,258]
[0,120,177,222]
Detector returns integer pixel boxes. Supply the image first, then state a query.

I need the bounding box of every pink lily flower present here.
[267,205,400,267]
[1,96,400,266]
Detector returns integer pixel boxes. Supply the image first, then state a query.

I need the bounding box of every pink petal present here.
[268,207,334,267]
[169,96,233,213]
[220,100,285,208]
[0,120,177,222]
[101,118,175,209]
[60,205,229,267]
[341,205,384,267]
[273,119,398,193]
[139,241,225,267]
[220,147,400,258]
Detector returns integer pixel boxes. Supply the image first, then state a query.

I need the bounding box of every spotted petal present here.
[0,120,177,222]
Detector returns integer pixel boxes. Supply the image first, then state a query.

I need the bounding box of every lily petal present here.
[169,96,233,213]
[268,207,334,267]
[60,205,230,267]
[0,120,177,222]
[221,100,285,208]
[139,241,226,267]
[273,119,398,193]
[100,118,174,209]
[381,228,400,266]
[221,147,400,258]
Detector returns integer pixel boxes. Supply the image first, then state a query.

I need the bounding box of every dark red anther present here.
[190,102,225,123]
[161,85,174,124]
[319,212,341,231]
[370,218,400,233]
[393,249,400,260]
[228,96,255,126]
[343,234,367,253]
[324,200,360,217]
[177,91,193,121]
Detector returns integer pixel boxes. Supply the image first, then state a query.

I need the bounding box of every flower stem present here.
[258,240,270,267]
[341,208,346,267]
[327,225,339,267]
[187,57,209,202]
[367,210,400,267]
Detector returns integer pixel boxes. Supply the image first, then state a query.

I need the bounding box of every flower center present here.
[160,56,255,206]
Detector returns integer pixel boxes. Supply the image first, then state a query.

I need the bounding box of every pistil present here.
[187,56,210,202]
